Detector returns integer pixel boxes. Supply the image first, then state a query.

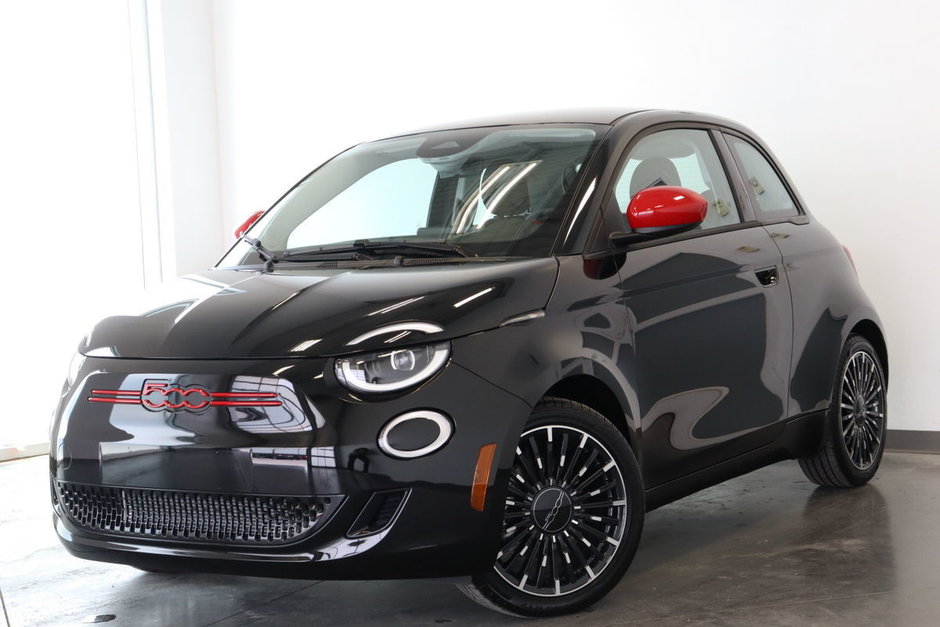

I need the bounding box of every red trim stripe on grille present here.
[88,388,282,408]
[209,400,283,407]
[210,392,279,398]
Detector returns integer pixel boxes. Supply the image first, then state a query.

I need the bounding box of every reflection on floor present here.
[1,452,939,626]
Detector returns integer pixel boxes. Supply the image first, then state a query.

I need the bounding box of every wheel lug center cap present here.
[854,395,866,416]
[530,487,573,533]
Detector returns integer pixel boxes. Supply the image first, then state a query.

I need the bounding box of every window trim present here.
[583,219,764,259]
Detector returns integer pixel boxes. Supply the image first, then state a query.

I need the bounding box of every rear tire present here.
[458,398,644,617]
[799,335,887,487]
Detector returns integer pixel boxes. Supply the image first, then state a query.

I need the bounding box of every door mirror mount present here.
[608,230,651,247]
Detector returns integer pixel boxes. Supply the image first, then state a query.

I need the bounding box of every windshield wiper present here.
[282,240,477,260]
[243,236,277,272]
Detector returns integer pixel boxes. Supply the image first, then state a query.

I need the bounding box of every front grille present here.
[55,481,337,546]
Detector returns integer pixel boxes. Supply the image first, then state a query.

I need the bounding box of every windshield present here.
[219,125,600,266]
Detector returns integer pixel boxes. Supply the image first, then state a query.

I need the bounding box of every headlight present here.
[335,342,451,393]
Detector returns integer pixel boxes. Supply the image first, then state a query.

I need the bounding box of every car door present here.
[609,127,793,487]
[721,132,839,417]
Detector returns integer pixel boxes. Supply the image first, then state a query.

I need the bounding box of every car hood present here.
[81,259,559,359]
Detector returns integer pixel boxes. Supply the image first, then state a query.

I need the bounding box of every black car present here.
[51,109,888,617]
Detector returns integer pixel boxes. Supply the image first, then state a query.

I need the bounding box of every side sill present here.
[643,410,826,512]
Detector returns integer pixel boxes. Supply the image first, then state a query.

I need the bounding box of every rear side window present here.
[727,136,799,218]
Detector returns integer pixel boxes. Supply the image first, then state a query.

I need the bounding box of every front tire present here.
[799,335,887,487]
[458,398,644,617]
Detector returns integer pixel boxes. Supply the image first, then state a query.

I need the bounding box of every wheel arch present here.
[542,375,638,454]
[850,319,889,385]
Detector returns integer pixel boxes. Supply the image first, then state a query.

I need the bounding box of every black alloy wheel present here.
[800,335,887,487]
[458,398,644,617]
[840,349,886,470]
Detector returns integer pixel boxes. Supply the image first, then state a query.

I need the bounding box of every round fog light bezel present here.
[377,410,453,459]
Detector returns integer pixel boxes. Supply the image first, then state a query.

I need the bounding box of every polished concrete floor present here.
[1,452,938,626]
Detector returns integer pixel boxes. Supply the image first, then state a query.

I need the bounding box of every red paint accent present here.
[211,392,278,398]
[210,401,282,407]
[626,186,707,231]
[88,382,282,409]
[144,382,210,410]
[88,397,142,404]
[90,390,141,396]
[234,211,264,239]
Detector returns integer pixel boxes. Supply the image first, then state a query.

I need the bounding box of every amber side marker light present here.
[843,245,858,276]
[470,444,497,511]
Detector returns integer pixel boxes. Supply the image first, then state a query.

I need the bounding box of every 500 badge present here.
[88,379,282,412]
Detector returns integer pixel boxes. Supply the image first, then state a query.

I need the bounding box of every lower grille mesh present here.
[55,481,334,545]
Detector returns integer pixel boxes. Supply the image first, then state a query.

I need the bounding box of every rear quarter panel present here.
[764,218,885,416]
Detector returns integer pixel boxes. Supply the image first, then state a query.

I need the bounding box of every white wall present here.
[211,0,939,432]
[0,1,146,446]
[0,0,226,448]
[149,0,225,277]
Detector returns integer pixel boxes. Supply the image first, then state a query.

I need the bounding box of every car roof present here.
[396,108,754,139]
[406,108,649,133]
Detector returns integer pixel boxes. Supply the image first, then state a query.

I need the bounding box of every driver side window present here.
[613,129,740,231]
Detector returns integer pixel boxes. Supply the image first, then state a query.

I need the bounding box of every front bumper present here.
[50,355,530,579]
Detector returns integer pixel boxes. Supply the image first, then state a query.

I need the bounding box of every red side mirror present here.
[627,186,707,234]
[234,211,264,239]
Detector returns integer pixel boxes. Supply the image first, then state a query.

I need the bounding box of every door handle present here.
[755,266,779,287]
